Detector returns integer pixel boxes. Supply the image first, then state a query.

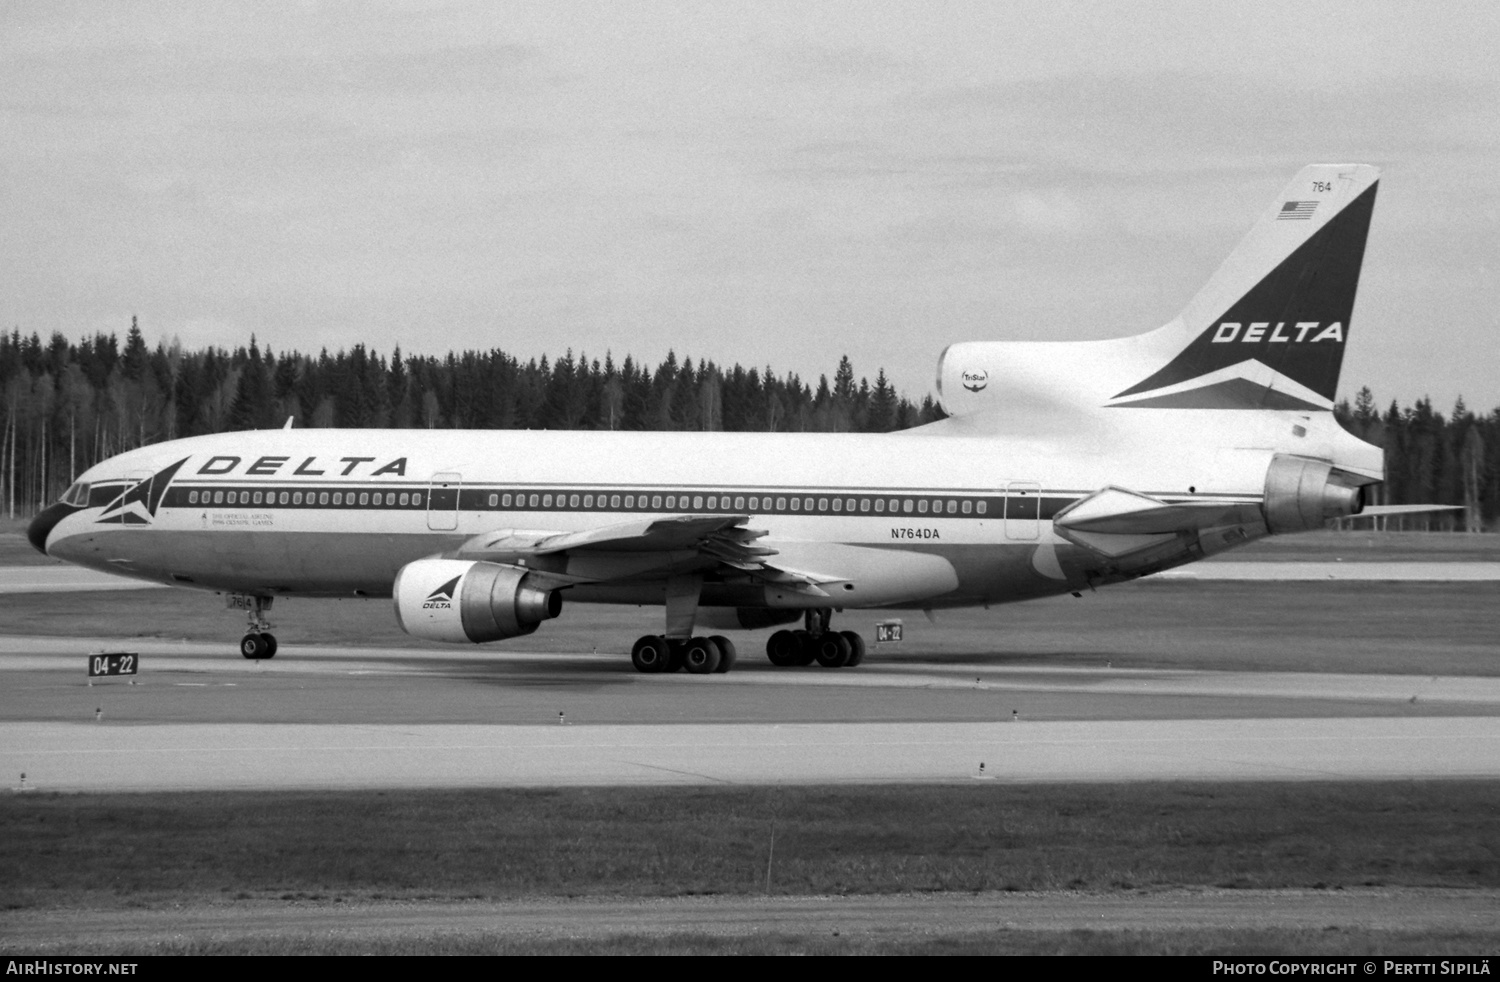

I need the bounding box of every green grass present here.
[5,782,1499,912]
[19,927,1500,956]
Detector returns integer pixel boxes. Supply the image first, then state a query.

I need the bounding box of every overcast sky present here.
[4,1,1497,411]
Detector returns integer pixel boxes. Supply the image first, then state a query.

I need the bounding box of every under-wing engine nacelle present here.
[393,558,562,644]
[1261,454,1365,534]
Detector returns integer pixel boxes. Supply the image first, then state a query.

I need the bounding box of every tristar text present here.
[196,456,408,478]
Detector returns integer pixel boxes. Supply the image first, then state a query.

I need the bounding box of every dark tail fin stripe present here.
[1113,181,1378,404]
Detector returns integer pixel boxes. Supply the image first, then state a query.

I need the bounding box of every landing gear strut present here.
[766,609,865,669]
[234,594,278,660]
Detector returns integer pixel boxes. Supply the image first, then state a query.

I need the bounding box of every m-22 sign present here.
[88,652,138,678]
[874,620,903,644]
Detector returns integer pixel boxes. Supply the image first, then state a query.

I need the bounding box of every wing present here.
[447,514,846,597]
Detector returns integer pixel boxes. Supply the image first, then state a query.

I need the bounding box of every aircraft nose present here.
[27,502,75,555]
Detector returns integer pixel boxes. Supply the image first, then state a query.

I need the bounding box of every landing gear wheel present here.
[791,630,817,666]
[631,635,672,673]
[841,631,865,667]
[240,634,268,660]
[709,635,736,673]
[259,633,278,659]
[683,637,722,675]
[814,632,852,668]
[767,630,800,667]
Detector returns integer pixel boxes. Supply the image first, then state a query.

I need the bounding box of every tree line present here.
[0,320,942,518]
[2,322,1495,530]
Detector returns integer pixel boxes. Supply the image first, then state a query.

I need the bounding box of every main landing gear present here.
[630,634,738,675]
[765,609,866,669]
[236,595,278,661]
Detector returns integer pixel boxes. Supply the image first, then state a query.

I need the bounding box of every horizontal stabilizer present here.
[1355,504,1464,517]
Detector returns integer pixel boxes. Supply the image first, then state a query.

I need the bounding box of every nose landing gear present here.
[233,594,278,660]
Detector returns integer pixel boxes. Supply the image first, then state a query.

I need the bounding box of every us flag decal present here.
[1276,200,1318,220]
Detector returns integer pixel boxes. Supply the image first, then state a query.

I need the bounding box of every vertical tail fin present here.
[1109,164,1379,411]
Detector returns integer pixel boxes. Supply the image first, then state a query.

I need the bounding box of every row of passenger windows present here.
[181,487,994,515]
[482,491,989,515]
[188,489,424,508]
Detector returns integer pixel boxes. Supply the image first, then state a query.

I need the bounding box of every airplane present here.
[29,163,1386,675]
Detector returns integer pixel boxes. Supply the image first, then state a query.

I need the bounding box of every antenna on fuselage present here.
[283,417,294,430]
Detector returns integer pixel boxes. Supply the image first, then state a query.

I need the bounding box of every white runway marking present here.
[1155,561,1500,581]
[5,717,1499,791]
[0,566,166,593]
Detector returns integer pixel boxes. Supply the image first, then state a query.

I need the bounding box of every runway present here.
[5,631,1500,792]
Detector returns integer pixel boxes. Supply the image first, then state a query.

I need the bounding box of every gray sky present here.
[5,1,1497,412]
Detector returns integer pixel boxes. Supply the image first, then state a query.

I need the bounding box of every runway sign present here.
[88,652,139,679]
[874,620,903,644]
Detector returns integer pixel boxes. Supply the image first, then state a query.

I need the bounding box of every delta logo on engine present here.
[423,577,460,609]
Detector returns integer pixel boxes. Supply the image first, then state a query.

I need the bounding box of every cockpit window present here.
[61,482,91,506]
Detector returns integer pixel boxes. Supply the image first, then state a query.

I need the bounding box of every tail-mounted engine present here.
[1261,454,1365,534]
[393,558,562,644]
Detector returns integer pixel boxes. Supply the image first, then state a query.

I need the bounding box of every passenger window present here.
[947,500,957,514]
[874,499,884,513]
[902,499,913,513]
[189,491,198,504]
[543,494,553,508]
[652,495,662,509]
[665,495,675,508]
[706,496,717,510]
[860,499,870,513]
[333,493,343,506]
[735,496,745,510]
[747,497,758,510]
[610,494,621,508]
[360,493,369,506]
[529,494,539,507]
[961,500,972,514]
[214,491,224,504]
[625,495,635,508]
[570,494,580,507]
[488,493,497,507]
[398,493,408,506]
[789,498,800,511]
[977,501,987,515]
[818,498,828,511]
[253,492,263,505]
[293,492,303,505]
[772,497,783,510]
[319,492,330,505]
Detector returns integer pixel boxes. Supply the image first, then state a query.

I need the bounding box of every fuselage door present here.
[427,472,461,531]
[1004,481,1041,540]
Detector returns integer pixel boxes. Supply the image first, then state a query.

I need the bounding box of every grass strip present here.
[5,782,1499,910]
[10,928,1500,957]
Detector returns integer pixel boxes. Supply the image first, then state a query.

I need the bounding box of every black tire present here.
[260,633,278,659]
[791,630,817,666]
[766,629,800,667]
[814,632,851,668]
[239,634,265,660]
[841,630,865,667]
[684,637,722,675]
[631,635,671,673]
[709,635,737,673]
